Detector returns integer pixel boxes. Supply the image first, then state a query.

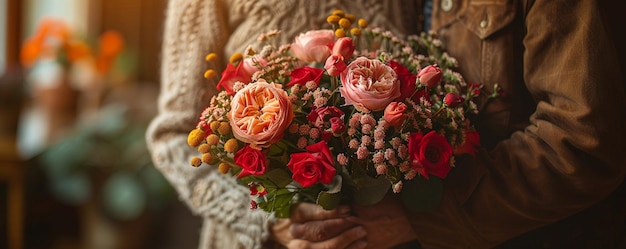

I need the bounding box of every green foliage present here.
[38,103,174,221]
[350,165,391,206]
[316,176,343,210]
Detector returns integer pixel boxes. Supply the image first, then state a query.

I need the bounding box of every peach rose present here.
[383,102,408,129]
[331,37,355,61]
[229,80,294,149]
[339,57,400,111]
[291,30,335,63]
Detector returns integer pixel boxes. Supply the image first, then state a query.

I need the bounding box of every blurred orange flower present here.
[20,18,72,67]
[20,18,125,76]
[96,30,125,74]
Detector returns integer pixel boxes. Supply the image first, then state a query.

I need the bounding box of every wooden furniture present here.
[0,139,24,249]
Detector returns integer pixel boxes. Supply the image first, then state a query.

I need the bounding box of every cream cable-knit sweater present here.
[146,1,420,248]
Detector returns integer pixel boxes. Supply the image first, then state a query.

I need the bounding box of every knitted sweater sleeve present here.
[146,0,270,248]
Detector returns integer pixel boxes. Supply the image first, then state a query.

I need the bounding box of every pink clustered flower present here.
[372,152,384,164]
[393,181,403,193]
[361,135,372,146]
[337,153,348,166]
[356,146,369,159]
[309,128,321,139]
[376,164,388,175]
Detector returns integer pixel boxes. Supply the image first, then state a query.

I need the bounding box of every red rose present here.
[408,131,453,179]
[234,145,268,178]
[321,131,333,141]
[306,106,344,128]
[330,117,345,134]
[287,66,325,87]
[287,141,336,187]
[216,62,252,95]
[455,130,480,157]
[387,60,418,101]
[417,65,442,88]
[444,93,465,107]
[468,82,482,97]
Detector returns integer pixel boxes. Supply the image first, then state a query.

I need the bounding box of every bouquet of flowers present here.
[187,10,495,218]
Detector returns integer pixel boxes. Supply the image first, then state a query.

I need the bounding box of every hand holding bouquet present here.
[186,10,496,217]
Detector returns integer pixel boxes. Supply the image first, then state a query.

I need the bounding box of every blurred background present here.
[0,0,202,248]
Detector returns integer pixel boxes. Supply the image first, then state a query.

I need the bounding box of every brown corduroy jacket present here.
[409,0,626,248]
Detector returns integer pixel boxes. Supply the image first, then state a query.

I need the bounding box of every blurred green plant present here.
[38,103,174,221]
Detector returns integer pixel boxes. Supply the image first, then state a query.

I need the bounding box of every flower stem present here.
[331,76,342,106]
[431,106,446,119]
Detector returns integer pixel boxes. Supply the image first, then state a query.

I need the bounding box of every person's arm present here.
[412,1,626,247]
[146,0,272,248]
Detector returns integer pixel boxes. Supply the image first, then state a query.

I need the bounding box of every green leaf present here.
[351,165,391,206]
[400,176,443,213]
[264,168,293,188]
[259,188,296,218]
[316,176,342,210]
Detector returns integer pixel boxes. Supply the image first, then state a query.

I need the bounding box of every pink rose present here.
[287,66,324,87]
[241,56,267,76]
[287,141,336,187]
[408,131,453,179]
[417,65,443,88]
[444,92,465,107]
[216,62,253,95]
[455,130,480,157]
[383,102,408,129]
[324,54,347,76]
[291,30,335,63]
[229,80,294,149]
[340,57,401,111]
[234,145,268,178]
[306,106,345,128]
[331,37,355,61]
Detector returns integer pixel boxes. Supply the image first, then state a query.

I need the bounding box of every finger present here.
[345,216,368,225]
[311,226,367,249]
[345,240,368,249]
[291,203,351,223]
[286,226,367,249]
[345,215,401,226]
[290,217,357,241]
[288,238,368,249]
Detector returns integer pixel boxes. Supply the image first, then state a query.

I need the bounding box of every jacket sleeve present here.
[412,1,626,247]
[145,0,270,248]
